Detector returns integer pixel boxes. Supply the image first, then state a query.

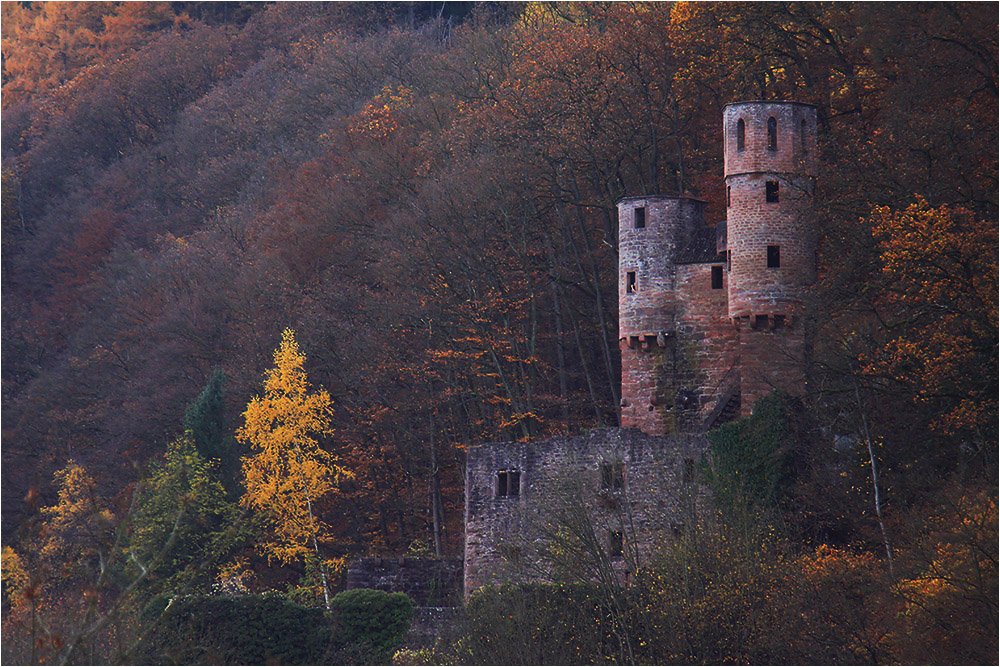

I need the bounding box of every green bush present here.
[461,583,621,665]
[703,391,798,510]
[330,588,414,664]
[137,594,335,665]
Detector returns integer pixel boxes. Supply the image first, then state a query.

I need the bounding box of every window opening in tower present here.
[766,181,779,202]
[635,206,646,228]
[736,118,745,151]
[626,271,637,293]
[767,116,777,151]
[767,245,780,268]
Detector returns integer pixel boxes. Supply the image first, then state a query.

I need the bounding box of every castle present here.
[463,101,818,596]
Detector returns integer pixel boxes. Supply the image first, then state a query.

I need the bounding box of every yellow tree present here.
[237,328,350,608]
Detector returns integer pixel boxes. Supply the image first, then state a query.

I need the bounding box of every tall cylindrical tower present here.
[618,195,706,434]
[723,101,817,414]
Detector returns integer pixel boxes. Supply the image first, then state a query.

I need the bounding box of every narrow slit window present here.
[766,181,779,202]
[726,185,731,207]
[800,118,808,153]
[711,265,723,289]
[736,118,745,151]
[767,116,777,151]
[634,206,646,229]
[601,462,625,490]
[767,245,780,268]
[683,458,696,484]
[609,531,624,558]
[726,250,732,272]
[626,271,637,293]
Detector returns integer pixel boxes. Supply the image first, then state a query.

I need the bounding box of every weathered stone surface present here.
[465,100,818,598]
[346,557,463,607]
[464,428,710,597]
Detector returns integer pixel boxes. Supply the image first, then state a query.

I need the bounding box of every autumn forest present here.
[1,2,997,665]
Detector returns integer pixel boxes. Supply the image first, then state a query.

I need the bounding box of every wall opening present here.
[608,531,624,558]
[736,118,745,151]
[496,470,520,497]
[626,271,637,293]
[726,250,732,272]
[683,458,696,484]
[726,185,731,207]
[767,116,777,151]
[634,206,646,229]
[800,118,808,153]
[767,245,780,268]
[766,181,779,203]
[601,462,625,491]
[711,265,723,289]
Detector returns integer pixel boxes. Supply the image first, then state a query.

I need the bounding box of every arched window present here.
[767,117,777,151]
[736,118,745,151]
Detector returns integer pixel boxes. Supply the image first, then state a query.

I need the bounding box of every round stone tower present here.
[618,195,706,434]
[723,101,818,414]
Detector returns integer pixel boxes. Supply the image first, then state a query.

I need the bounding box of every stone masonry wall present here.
[737,322,807,417]
[346,557,463,607]
[464,428,709,597]
[618,196,707,434]
[674,262,740,424]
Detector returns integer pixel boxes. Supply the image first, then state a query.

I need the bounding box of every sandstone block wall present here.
[464,428,709,597]
[346,557,464,607]
[618,196,711,434]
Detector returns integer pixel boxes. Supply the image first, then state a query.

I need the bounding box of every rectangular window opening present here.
[609,531,624,558]
[496,471,508,497]
[634,206,646,229]
[626,271,637,294]
[766,181,779,203]
[508,470,520,497]
[682,458,696,484]
[726,186,731,208]
[711,265,723,290]
[726,250,732,272]
[767,245,780,268]
[601,462,625,490]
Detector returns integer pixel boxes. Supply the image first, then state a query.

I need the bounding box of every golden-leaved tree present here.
[237,328,351,608]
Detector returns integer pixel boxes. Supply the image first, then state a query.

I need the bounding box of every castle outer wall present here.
[464,428,709,597]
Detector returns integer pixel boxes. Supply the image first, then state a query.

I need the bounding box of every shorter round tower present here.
[618,195,706,434]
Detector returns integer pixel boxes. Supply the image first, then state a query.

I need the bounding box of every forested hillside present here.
[1,2,996,664]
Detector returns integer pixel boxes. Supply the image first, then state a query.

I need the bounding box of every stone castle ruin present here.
[463,101,818,596]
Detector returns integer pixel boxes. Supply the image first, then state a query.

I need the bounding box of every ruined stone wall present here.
[346,557,463,607]
[464,428,709,597]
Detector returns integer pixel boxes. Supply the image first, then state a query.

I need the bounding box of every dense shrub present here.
[137,589,417,665]
[137,594,334,665]
[460,583,621,665]
[331,588,415,665]
[703,391,800,510]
